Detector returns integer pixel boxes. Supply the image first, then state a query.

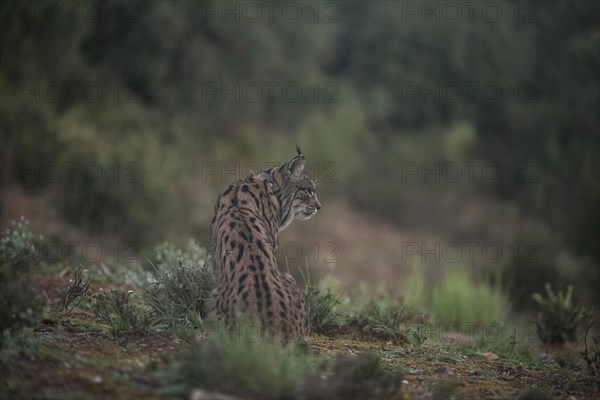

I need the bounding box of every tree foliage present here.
[1,0,598,282]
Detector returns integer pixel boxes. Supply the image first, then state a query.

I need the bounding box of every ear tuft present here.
[296,144,303,156]
[287,152,305,180]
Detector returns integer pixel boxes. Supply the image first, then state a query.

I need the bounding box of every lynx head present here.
[262,145,321,231]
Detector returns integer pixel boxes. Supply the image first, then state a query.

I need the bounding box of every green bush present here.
[91,240,214,340]
[305,284,342,335]
[500,222,562,308]
[146,240,214,319]
[347,297,408,344]
[56,108,175,246]
[0,217,43,332]
[0,94,61,192]
[431,268,511,330]
[532,283,587,345]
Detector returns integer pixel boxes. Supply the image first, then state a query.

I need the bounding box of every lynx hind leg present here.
[280,272,307,340]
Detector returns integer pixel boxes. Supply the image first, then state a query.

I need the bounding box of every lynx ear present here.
[287,150,305,180]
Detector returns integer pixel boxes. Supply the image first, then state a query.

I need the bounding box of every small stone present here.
[477,351,499,360]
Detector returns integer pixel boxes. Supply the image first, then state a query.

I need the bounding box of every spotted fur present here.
[209,147,321,341]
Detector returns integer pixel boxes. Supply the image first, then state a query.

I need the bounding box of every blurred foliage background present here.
[1,0,598,312]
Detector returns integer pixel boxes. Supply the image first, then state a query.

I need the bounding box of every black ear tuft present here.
[296,144,303,156]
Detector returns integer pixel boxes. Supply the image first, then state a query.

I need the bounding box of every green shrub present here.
[500,222,562,309]
[56,111,174,246]
[532,283,587,345]
[347,298,408,344]
[431,268,511,330]
[305,284,342,335]
[145,240,214,321]
[0,93,61,192]
[91,240,214,339]
[0,217,43,331]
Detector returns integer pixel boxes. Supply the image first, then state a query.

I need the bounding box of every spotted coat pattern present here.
[208,149,320,341]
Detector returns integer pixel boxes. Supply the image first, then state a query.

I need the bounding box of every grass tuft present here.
[431,268,511,330]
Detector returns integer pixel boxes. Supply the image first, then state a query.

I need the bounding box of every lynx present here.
[209,146,321,340]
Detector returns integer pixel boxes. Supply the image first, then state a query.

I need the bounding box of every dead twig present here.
[54,265,90,317]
